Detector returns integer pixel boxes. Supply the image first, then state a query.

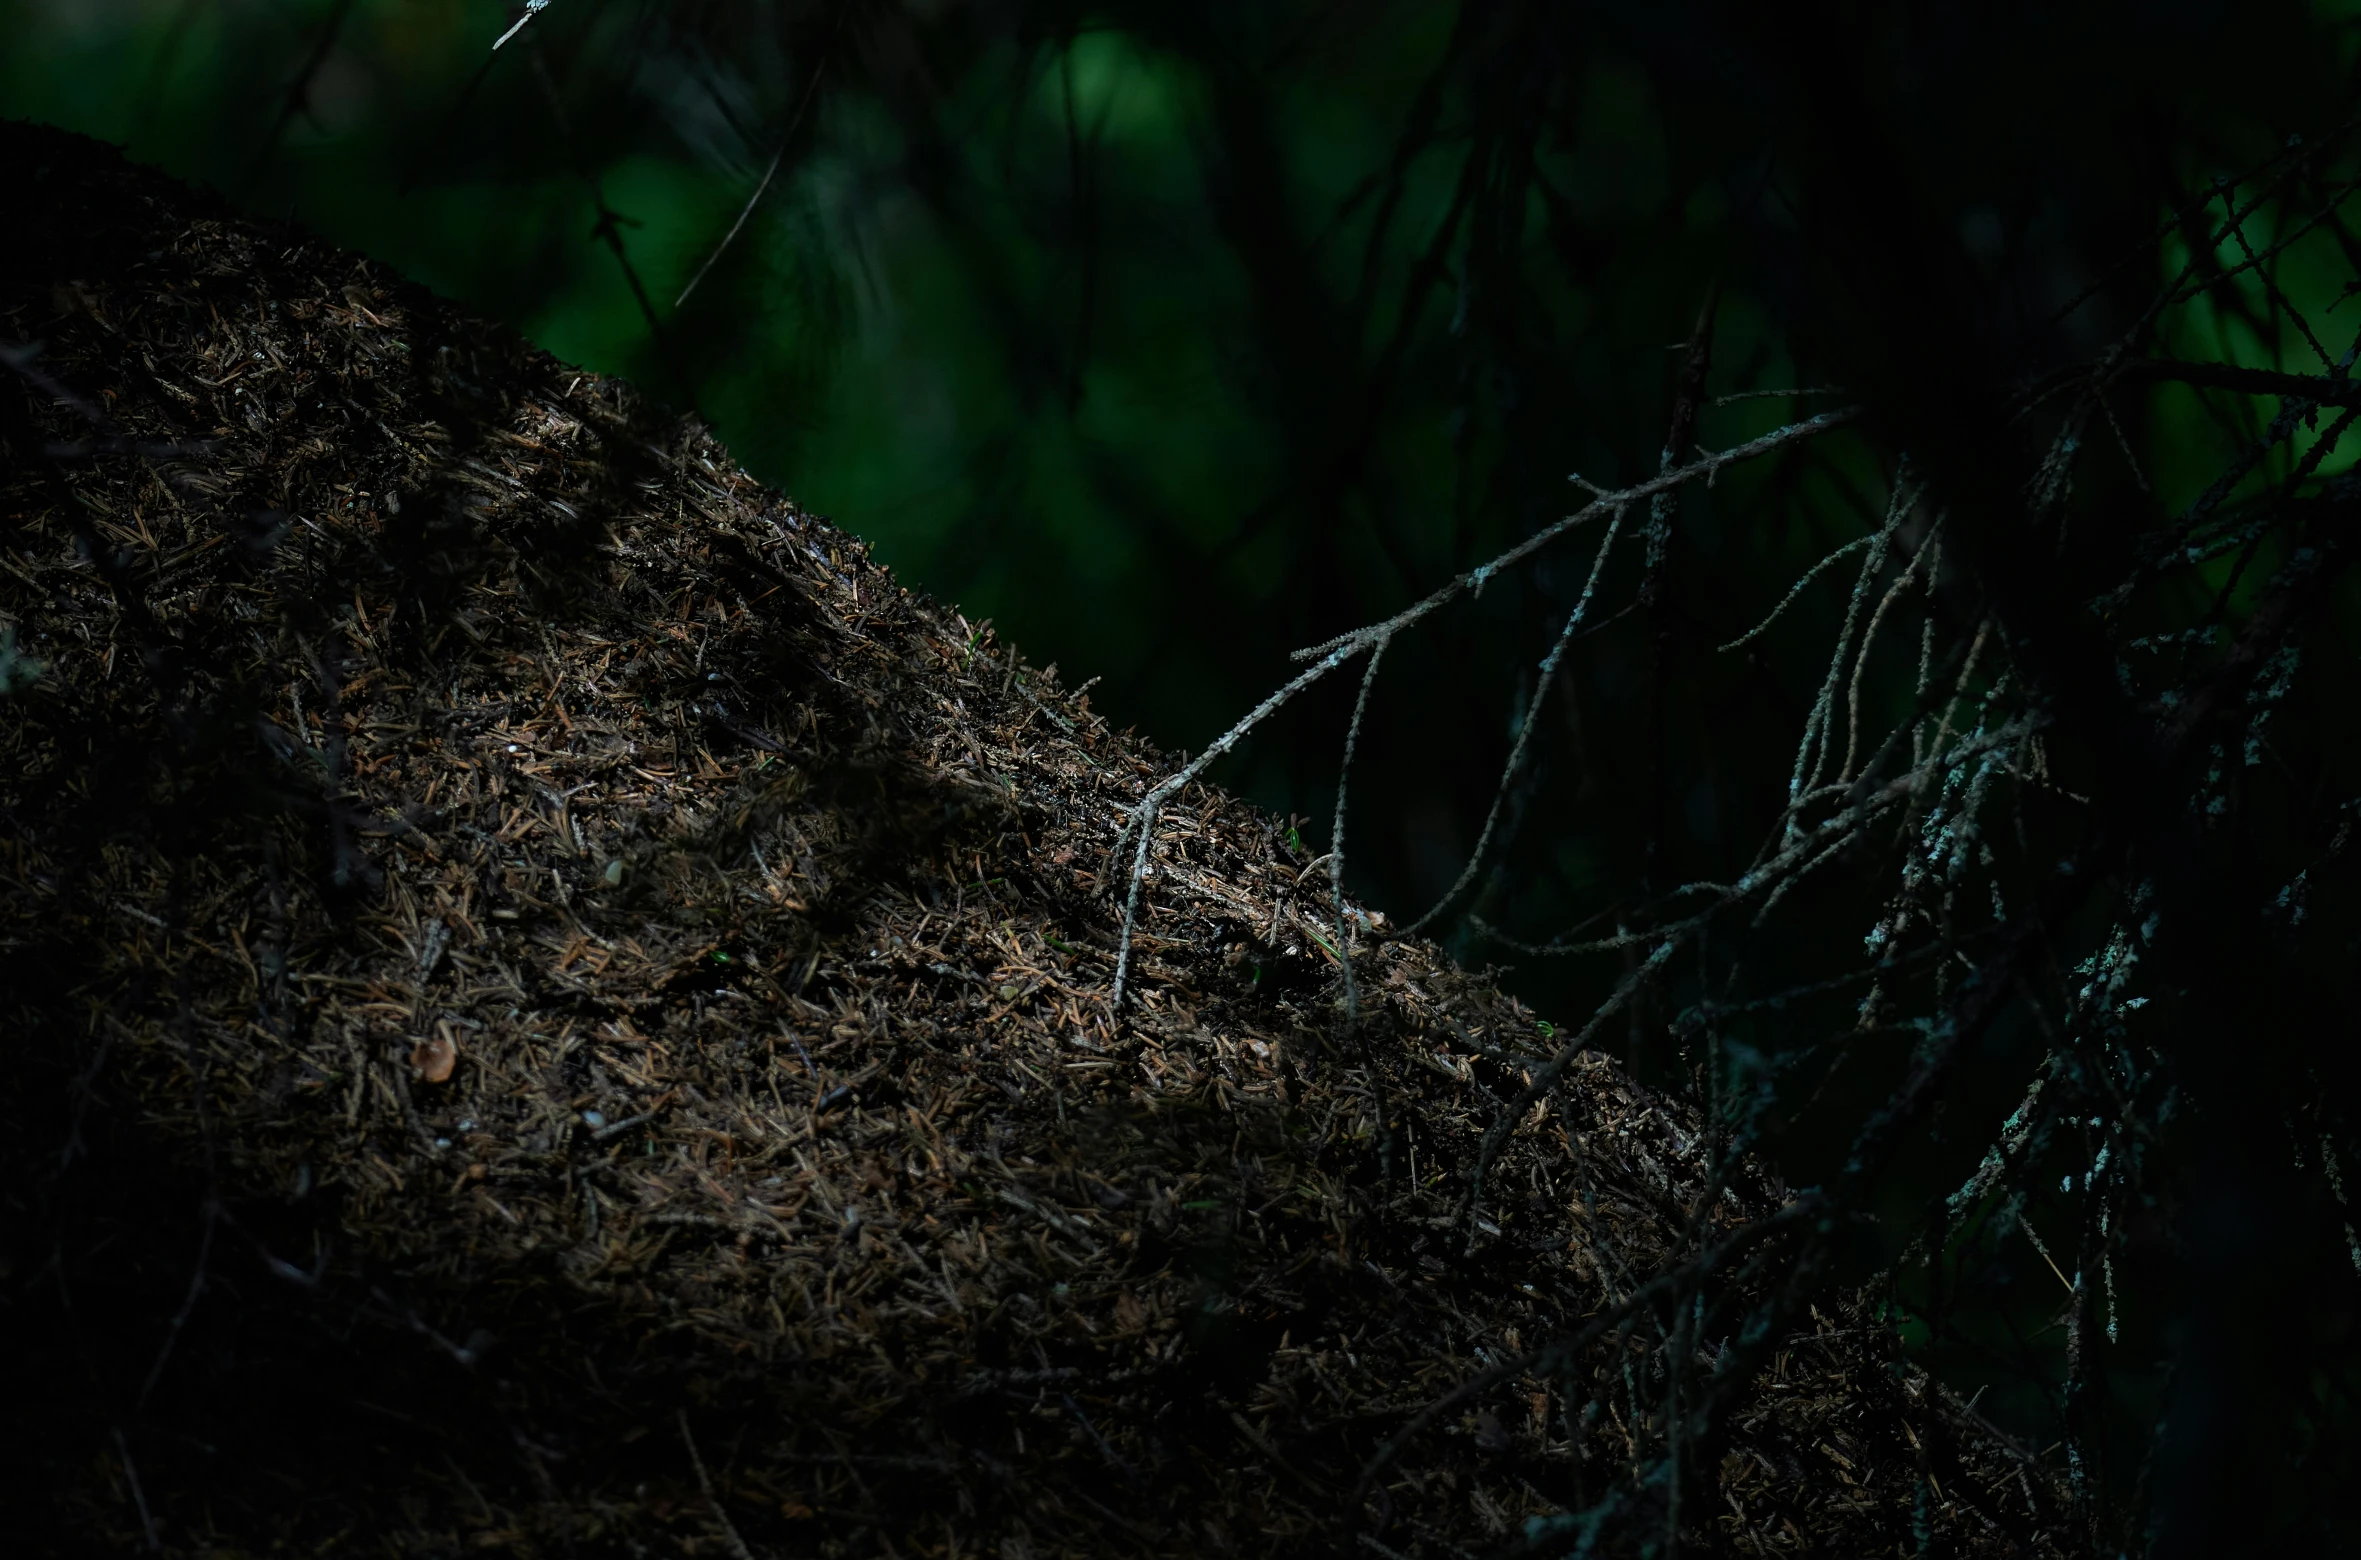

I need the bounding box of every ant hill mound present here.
[0,120,2066,1558]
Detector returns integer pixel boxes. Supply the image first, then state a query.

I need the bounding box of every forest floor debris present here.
[0,120,2068,1557]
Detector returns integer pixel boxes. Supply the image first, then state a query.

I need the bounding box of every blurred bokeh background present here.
[9,0,2361,1509]
[0,2,1931,978]
[4,0,2347,990]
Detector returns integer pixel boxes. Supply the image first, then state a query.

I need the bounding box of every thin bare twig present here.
[493,0,553,52]
[674,6,847,309]
[679,1409,757,1560]
[1109,407,1859,1006]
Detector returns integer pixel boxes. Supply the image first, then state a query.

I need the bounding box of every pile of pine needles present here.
[0,121,2064,1557]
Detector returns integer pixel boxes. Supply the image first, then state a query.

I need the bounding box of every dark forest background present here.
[10,1,2361,1551]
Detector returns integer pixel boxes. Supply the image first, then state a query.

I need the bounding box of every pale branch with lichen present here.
[1106,405,1860,1008]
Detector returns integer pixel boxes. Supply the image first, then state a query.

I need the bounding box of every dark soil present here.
[0,120,2068,1557]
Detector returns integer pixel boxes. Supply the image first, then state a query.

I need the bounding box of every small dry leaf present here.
[410,1028,458,1084]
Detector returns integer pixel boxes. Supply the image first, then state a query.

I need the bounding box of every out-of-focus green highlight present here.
[8,0,2328,930]
[2149,213,2361,519]
[0,2,1761,757]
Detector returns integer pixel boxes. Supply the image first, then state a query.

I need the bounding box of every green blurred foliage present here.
[14,0,2349,971]
[5,0,2352,1222]
[0,1,1794,955]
